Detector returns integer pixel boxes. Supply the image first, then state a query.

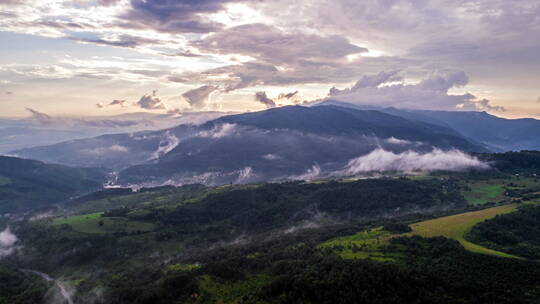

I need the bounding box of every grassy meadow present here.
[409,204,519,258]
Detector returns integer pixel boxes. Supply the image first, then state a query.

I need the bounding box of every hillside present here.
[319,100,540,151]
[2,154,540,303]
[0,156,106,214]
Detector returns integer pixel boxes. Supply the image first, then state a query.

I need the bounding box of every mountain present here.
[11,105,488,186]
[0,156,106,214]
[117,105,486,185]
[318,100,540,151]
[0,111,227,153]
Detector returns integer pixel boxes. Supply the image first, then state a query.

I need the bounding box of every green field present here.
[462,181,506,205]
[462,177,539,205]
[320,228,402,261]
[52,212,155,234]
[409,204,519,258]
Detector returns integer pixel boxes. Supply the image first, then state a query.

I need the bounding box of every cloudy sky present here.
[0,0,538,118]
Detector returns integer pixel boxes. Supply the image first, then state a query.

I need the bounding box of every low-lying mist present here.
[0,226,18,258]
[343,148,489,174]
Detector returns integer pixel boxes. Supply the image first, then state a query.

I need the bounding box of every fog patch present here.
[0,226,17,258]
[197,123,237,138]
[83,144,129,155]
[289,164,321,181]
[235,167,254,183]
[343,148,489,174]
[385,137,413,145]
[150,131,179,160]
[29,210,54,221]
[262,153,281,160]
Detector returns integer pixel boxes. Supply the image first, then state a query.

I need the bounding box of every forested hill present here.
[0,156,106,214]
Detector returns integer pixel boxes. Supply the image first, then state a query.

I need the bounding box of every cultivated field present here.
[409,204,519,258]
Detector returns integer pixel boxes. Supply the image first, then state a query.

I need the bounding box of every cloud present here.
[343,148,488,174]
[0,227,17,258]
[385,137,413,145]
[197,123,237,138]
[25,108,145,128]
[254,91,276,108]
[278,91,299,100]
[474,99,506,113]
[182,85,218,110]
[337,70,403,92]
[172,23,374,91]
[97,0,120,6]
[96,99,127,108]
[84,144,129,155]
[150,131,179,160]
[328,70,503,112]
[235,166,254,183]
[69,35,163,49]
[118,0,236,33]
[25,107,54,124]
[195,23,367,65]
[161,50,203,58]
[262,153,281,160]
[136,90,165,110]
[289,164,322,181]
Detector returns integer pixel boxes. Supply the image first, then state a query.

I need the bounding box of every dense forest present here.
[469,205,540,259]
[2,151,540,303]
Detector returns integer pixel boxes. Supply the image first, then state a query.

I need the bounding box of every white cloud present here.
[84,144,129,155]
[262,153,280,160]
[150,131,179,160]
[289,165,322,181]
[0,227,18,258]
[197,123,237,138]
[343,148,488,174]
[385,137,413,145]
[328,70,505,112]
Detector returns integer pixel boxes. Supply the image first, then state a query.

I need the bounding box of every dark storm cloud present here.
[254,91,276,108]
[118,0,247,33]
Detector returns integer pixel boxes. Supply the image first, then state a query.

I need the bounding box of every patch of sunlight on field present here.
[409,204,520,258]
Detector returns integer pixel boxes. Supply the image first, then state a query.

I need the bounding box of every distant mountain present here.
[12,105,489,186]
[0,111,227,152]
[0,156,106,214]
[116,106,486,185]
[318,100,540,151]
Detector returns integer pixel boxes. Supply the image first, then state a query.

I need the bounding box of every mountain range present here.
[10,103,540,186]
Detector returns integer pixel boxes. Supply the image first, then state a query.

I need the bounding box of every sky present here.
[0,0,539,118]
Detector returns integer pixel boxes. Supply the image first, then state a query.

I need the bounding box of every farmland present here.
[409,204,519,258]
[319,228,403,261]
